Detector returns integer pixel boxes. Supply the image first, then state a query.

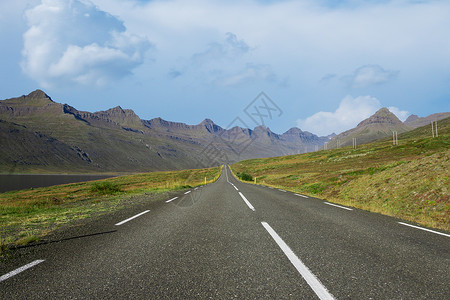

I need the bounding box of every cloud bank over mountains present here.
[21,0,151,88]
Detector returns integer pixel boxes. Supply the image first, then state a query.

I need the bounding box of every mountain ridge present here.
[0,90,328,173]
[2,90,447,173]
[404,112,450,129]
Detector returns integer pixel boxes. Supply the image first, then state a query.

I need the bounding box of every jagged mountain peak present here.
[404,114,419,123]
[254,125,269,131]
[16,90,55,105]
[109,105,124,111]
[200,118,215,125]
[27,89,53,101]
[199,118,222,133]
[357,107,402,127]
[90,105,142,129]
[283,127,303,135]
[96,105,138,117]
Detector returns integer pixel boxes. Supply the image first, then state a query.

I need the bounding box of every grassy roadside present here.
[231,118,450,231]
[0,166,222,253]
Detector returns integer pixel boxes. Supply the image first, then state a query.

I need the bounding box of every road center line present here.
[238,192,255,211]
[0,260,45,283]
[398,222,450,238]
[324,202,353,211]
[295,194,308,198]
[184,190,191,194]
[233,185,239,191]
[115,210,150,226]
[261,222,335,300]
[165,197,178,203]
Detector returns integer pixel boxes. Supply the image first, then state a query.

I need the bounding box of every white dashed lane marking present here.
[0,260,45,283]
[115,210,150,226]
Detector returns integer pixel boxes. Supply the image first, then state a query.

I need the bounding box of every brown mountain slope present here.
[327,108,412,148]
[0,120,92,173]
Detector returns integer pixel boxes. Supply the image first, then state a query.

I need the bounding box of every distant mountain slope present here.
[0,119,92,173]
[404,112,450,129]
[327,108,412,148]
[0,90,329,173]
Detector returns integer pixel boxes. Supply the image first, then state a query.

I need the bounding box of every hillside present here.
[0,90,328,173]
[231,116,450,230]
[326,107,412,148]
[0,119,93,173]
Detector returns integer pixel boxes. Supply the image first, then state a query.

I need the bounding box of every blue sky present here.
[1,0,449,136]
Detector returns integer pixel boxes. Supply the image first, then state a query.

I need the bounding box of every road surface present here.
[1,166,449,299]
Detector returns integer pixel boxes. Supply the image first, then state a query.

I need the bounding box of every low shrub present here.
[237,172,253,181]
[90,182,122,195]
[303,182,328,194]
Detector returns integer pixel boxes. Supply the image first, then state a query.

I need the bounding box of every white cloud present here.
[218,63,276,86]
[388,106,410,122]
[192,32,250,64]
[89,0,450,84]
[297,95,382,136]
[170,32,277,86]
[21,0,151,88]
[342,65,398,88]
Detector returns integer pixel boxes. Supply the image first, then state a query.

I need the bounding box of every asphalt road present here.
[1,166,449,299]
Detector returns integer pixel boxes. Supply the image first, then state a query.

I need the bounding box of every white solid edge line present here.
[261,222,335,300]
[115,210,150,226]
[278,189,287,192]
[398,222,450,238]
[165,197,178,203]
[0,260,45,283]
[295,194,308,198]
[324,202,353,211]
[238,192,255,211]
[184,190,191,194]
[268,187,274,189]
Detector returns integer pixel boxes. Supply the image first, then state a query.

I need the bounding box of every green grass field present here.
[231,118,449,231]
[0,166,222,253]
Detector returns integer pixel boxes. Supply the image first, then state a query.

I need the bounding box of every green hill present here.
[231,117,450,230]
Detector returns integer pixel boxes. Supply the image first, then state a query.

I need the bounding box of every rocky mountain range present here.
[0,90,329,173]
[1,90,448,173]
